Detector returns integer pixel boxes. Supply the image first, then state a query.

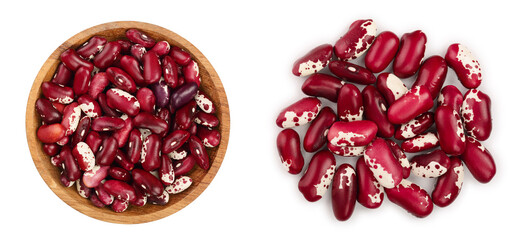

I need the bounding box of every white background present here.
[1,0,530,238]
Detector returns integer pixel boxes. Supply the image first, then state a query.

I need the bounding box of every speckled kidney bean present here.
[96,137,118,166]
[337,84,364,122]
[60,171,75,187]
[166,176,192,194]
[133,112,168,135]
[43,143,61,157]
[60,49,94,72]
[142,51,162,85]
[130,44,146,62]
[435,106,466,156]
[106,88,140,116]
[93,41,122,69]
[72,142,95,171]
[97,93,121,117]
[108,167,131,182]
[303,107,336,153]
[61,146,81,181]
[85,131,103,154]
[120,55,144,86]
[365,31,399,73]
[89,191,106,207]
[355,156,384,209]
[77,95,101,119]
[61,103,81,137]
[328,120,378,147]
[151,41,171,56]
[42,82,74,104]
[438,85,463,114]
[172,100,197,131]
[334,19,376,61]
[162,55,179,88]
[126,29,156,48]
[156,108,171,125]
[151,79,170,109]
[168,147,188,160]
[111,115,132,148]
[401,132,439,153]
[432,157,464,207]
[298,150,336,202]
[412,56,448,99]
[189,135,210,170]
[388,86,433,124]
[384,179,433,218]
[148,190,170,205]
[276,97,322,128]
[301,73,344,102]
[445,43,482,89]
[362,85,395,138]
[103,180,137,202]
[131,169,164,196]
[364,138,403,189]
[130,185,147,207]
[461,89,492,141]
[329,61,376,85]
[375,73,408,105]
[183,60,201,86]
[140,133,162,171]
[276,129,304,174]
[197,126,220,148]
[95,182,114,205]
[82,165,110,188]
[51,63,73,85]
[394,112,434,140]
[114,150,134,171]
[91,116,125,131]
[385,139,410,179]
[35,98,62,124]
[173,155,196,176]
[162,130,190,154]
[111,199,129,213]
[169,47,191,66]
[77,36,107,60]
[76,179,91,198]
[159,155,175,186]
[170,82,199,113]
[461,137,496,183]
[393,30,427,78]
[194,90,216,114]
[194,112,219,128]
[331,164,357,221]
[106,67,137,93]
[292,44,333,77]
[327,142,365,157]
[410,149,450,178]
[88,72,109,99]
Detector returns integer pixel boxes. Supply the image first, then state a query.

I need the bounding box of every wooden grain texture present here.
[25,21,230,224]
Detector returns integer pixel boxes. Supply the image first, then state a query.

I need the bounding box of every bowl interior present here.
[26,21,229,224]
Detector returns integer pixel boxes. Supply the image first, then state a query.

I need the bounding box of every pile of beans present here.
[36,28,221,212]
[276,19,494,221]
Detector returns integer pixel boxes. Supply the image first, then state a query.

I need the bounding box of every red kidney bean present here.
[93,41,122,69]
[50,154,63,167]
[303,107,336,153]
[388,85,433,124]
[76,179,91,198]
[91,116,125,131]
[461,137,496,183]
[393,30,427,78]
[355,156,384,209]
[376,73,407,105]
[85,131,102,154]
[95,182,114,205]
[410,149,450,178]
[61,146,81,181]
[96,136,118,166]
[435,106,466,156]
[432,157,464,207]
[120,55,145,86]
[111,115,132,148]
[276,97,322,128]
[42,82,74,104]
[43,143,61,157]
[276,129,304,174]
[298,150,336,202]
[364,138,403,189]
[90,192,106,207]
[334,19,376,61]
[127,129,142,164]
[384,179,433,218]
[170,82,199,113]
[51,63,73,85]
[111,53,123,68]
[88,72,109,99]
[365,31,399,73]
[131,169,164,196]
[130,44,146,62]
[401,132,440,153]
[328,120,377,147]
[438,85,463,114]
[169,47,191,66]
[327,141,365,157]
[196,127,220,148]
[162,130,190,154]
[103,180,137,202]
[329,61,376,85]
[135,88,156,113]
[189,135,210,170]
[77,36,107,60]
[131,184,147,207]
[60,171,75,187]
[385,139,410,179]
[337,84,364,122]
[38,123,65,144]
[148,190,170,205]
[133,112,168,135]
[461,89,492,141]
[116,39,131,54]
[77,95,101,119]
[195,90,216,114]
[35,98,62,124]
[97,93,121,117]
[106,67,137,93]
[82,165,110,188]
[362,85,395,138]
[140,133,162,171]
[445,43,482,89]
[412,56,448,99]
[161,55,179,88]
[183,60,201,86]
[109,167,131,182]
[301,73,344,102]
[72,142,95,171]
[194,111,219,128]
[111,199,129,213]
[394,112,434,140]
[72,67,91,95]
[151,79,171,108]
[331,164,357,221]
[188,123,198,136]
[52,102,66,113]
[126,29,156,48]
[173,155,196,176]
[156,108,171,125]
[60,49,94,72]
[142,51,162,85]
[61,103,81,137]
[159,155,175,186]
[292,44,333,77]
[166,176,192,194]
[106,88,141,116]
[114,149,134,171]
[151,41,171,56]
[173,100,197,131]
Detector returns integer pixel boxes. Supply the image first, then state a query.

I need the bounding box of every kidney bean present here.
[461,137,496,183]
[276,129,304,174]
[337,84,364,122]
[89,192,106,207]
[72,142,95,171]
[410,149,450,178]
[113,150,133,171]
[131,169,164,196]
[393,30,427,78]
[43,143,61,157]
[42,82,74,104]
[292,44,333,77]
[365,31,399,73]
[51,63,73,85]
[139,128,152,141]
[394,112,434,140]
[133,112,168,135]
[52,102,66,113]
[446,43,482,89]
[156,108,171,125]
[77,36,107,60]
[120,55,145,86]
[57,136,69,146]
[109,167,132,182]
[134,88,155,113]
[327,141,365,157]
[130,44,147,62]
[328,120,377,147]
[130,184,148,207]
[187,123,198,136]
[195,90,216,114]
[93,41,121,69]
[331,164,357,221]
[198,127,221,148]
[388,85,433,124]
[364,138,403,189]
[438,85,463,114]
[103,180,137,202]
[461,89,492,141]
[159,155,175,186]
[384,179,433,218]
[303,107,336,152]
[72,67,91,95]
[412,56,448,99]
[376,73,408,105]
[106,67,137,93]
[87,72,108,99]
[301,73,344,102]
[150,79,170,109]
[60,171,75,187]
[385,139,410,179]
[173,155,196,176]
[91,116,125,132]
[334,19,376,61]
[189,135,210,170]
[35,98,62,124]
[115,39,131,54]
[96,136,118,166]
[169,147,188,160]
[298,150,336,202]
[401,132,440,153]
[432,157,464,207]
[61,103,81,137]
[160,56,178,89]
[140,133,162,171]
[126,29,156,48]
[355,156,384,209]
[183,60,201,86]
[127,129,142,164]
[169,47,191,66]
[276,97,322,128]
[82,165,110,188]
[194,112,219,128]
[151,41,171,56]
[111,199,129,213]
[165,176,192,194]
[142,51,162,85]
[362,85,395,138]
[162,130,190,154]
[170,82,199,113]
[105,88,141,116]
[329,61,376,85]
[51,154,63,167]
[148,190,170,205]
[96,93,121,117]
[76,96,99,119]
[76,179,91,198]
[60,49,94,72]
[95,182,114,205]
[60,146,81,181]
[111,115,132,148]
[435,106,466,156]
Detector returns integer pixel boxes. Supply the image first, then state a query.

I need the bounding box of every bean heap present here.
[36,28,221,212]
[276,19,494,221]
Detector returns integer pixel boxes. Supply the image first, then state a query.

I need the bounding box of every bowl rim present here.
[25,21,230,224]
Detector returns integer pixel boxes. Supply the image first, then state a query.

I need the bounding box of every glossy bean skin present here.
[364,138,403,189]
[386,139,410,179]
[89,192,106,207]
[159,155,175,186]
[73,67,91,95]
[276,97,322,128]
[365,31,399,73]
[147,191,170,205]
[96,137,118,166]
[412,56,448,99]
[292,44,333,77]
[332,164,357,221]
[108,166,131,182]
[432,157,464,207]
[277,129,305,174]
[376,73,408,105]
[435,106,466,156]
[72,142,95,171]
[196,126,220,148]
[140,134,162,171]
[173,155,196,176]
[195,90,216,114]
[298,150,336,202]
[60,49,94,72]
[410,149,451,178]
[388,86,433,124]
[337,84,364,122]
[393,30,427,78]
[169,82,199,113]
[77,36,107,60]
[136,88,156,113]
[77,95,101,119]
[328,120,378,147]
[82,165,110,188]
[384,179,433,218]
[334,19,377,61]
[156,108,171,125]
[106,88,141,116]
[52,103,65,114]
[60,171,75,187]
[42,82,74,104]
[194,112,219,128]
[126,29,156,48]
[162,55,179,88]
[362,85,395,138]
[103,180,137,202]
[97,93,121,117]
[169,47,191,66]
[329,61,376,85]
[394,112,434,140]
[438,85,463,114]
[131,169,164,196]
[120,55,145,86]
[142,51,162,85]
[43,143,61,157]
[93,41,122,69]
[461,137,496,183]
[189,135,210,170]
[50,154,63,168]
[173,100,197,131]
[95,182,114,205]
[76,179,91,198]
[401,132,440,153]
[301,73,344,102]
[127,129,142,164]
[162,130,190,154]
[61,146,82,181]
[303,107,337,153]
[85,131,103,154]
[355,156,384,209]
[88,72,110,100]
[51,63,73,86]
[151,79,171,109]
[133,112,168,135]
[61,103,81,137]
[183,60,201,86]
[130,44,146,62]
[461,89,492,141]
[445,43,482,89]
[35,98,62,124]
[114,150,134,171]
[111,115,132,148]
[130,185,147,207]
[166,176,192,194]
[327,142,365,157]
[91,116,125,132]
[111,199,129,213]
[151,41,171,56]
[106,67,137,93]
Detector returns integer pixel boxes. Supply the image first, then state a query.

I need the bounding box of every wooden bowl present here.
[25,21,230,224]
